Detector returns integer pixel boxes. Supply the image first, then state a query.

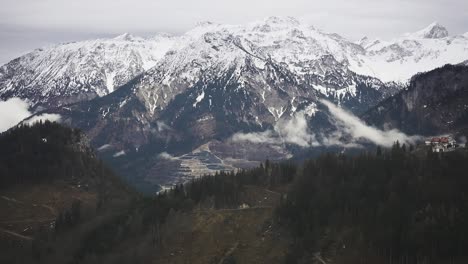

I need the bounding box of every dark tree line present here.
[142,160,297,227]
[55,200,82,232]
[0,121,115,189]
[277,143,468,263]
[75,161,297,260]
[7,122,468,263]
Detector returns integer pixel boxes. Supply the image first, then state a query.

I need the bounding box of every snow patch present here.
[97,144,112,151]
[304,103,318,117]
[113,150,126,157]
[267,106,286,120]
[193,91,205,107]
[105,71,117,93]
[158,152,176,160]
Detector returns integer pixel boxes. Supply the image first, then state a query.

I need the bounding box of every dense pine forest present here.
[0,122,135,264]
[0,121,116,189]
[1,123,468,263]
[135,143,468,263]
[277,144,468,263]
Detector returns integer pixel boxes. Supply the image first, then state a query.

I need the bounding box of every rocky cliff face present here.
[4,17,468,191]
[363,64,468,136]
[0,33,175,109]
[2,18,467,111]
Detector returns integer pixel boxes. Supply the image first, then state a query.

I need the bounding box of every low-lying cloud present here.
[232,112,319,147]
[0,98,62,133]
[158,152,176,160]
[23,113,61,125]
[0,98,32,133]
[321,99,421,147]
[232,100,421,148]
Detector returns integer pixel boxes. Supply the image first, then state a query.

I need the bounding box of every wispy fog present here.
[321,100,421,147]
[232,112,319,147]
[0,98,31,132]
[23,113,61,126]
[158,152,176,160]
[232,100,421,148]
[0,98,61,133]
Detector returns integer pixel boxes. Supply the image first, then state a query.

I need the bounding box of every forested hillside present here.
[278,144,468,263]
[0,121,111,188]
[0,122,135,264]
[363,64,468,136]
[2,123,468,264]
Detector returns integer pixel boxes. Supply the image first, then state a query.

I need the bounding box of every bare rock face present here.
[4,17,468,191]
[0,33,175,110]
[417,22,449,39]
[363,64,468,136]
[2,19,467,111]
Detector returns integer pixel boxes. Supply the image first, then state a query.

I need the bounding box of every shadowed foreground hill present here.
[2,123,468,264]
[277,144,468,263]
[0,122,294,264]
[0,122,136,264]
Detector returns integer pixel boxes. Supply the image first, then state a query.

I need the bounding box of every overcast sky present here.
[0,0,467,65]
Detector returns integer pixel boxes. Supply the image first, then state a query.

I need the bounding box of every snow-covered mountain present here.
[0,33,175,109]
[355,22,468,82]
[3,17,468,191]
[31,18,396,189]
[1,17,467,111]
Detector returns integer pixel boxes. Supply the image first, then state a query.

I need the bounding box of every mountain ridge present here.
[362,63,468,137]
[2,17,468,190]
[1,17,467,110]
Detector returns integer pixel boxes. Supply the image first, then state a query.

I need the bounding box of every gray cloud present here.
[232,100,421,148]
[158,152,176,160]
[232,112,319,147]
[276,112,320,147]
[1,0,467,64]
[0,98,31,132]
[320,99,421,147]
[0,98,62,132]
[22,113,61,126]
[231,130,278,145]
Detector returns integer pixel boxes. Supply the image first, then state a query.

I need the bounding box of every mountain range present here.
[2,17,467,110]
[1,17,468,191]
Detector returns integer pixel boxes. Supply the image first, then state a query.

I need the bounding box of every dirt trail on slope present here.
[0,228,33,241]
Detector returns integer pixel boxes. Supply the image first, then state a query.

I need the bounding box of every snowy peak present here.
[1,16,467,110]
[0,34,177,108]
[114,33,139,41]
[195,21,218,28]
[357,36,382,49]
[357,36,369,45]
[263,16,300,26]
[358,21,468,82]
[413,22,449,39]
[249,16,304,33]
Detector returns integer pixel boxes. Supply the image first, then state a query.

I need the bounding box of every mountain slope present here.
[44,31,396,189]
[363,64,468,136]
[356,22,468,82]
[2,18,467,112]
[0,121,135,264]
[0,33,175,109]
[36,18,468,190]
[7,18,468,190]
